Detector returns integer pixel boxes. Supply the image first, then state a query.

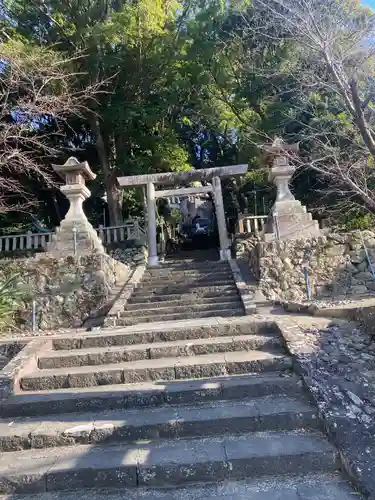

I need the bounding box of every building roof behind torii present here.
[117,164,248,187]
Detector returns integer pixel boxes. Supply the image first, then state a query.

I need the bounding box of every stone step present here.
[125,295,241,310]
[0,473,356,499]
[121,300,244,318]
[0,431,339,493]
[53,318,278,350]
[137,279,235,291]
[145,266,232,274]
[139,285,237,293]
[20,351,292,391]
[159,261,226,270]
[1,373,302,418]
[140,276,234,286]
[157,266,229,274]
[129,289,239,303]
[0,395,319,452]
[142,270,234,281]
[115,308,245,326]
[38,335,283,369]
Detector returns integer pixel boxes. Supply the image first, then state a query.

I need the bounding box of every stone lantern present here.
[263,138,320,241]
[47,157,105,256]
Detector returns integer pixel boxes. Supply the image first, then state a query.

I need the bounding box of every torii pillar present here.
[212,176,231,260]
[147,182,159,266]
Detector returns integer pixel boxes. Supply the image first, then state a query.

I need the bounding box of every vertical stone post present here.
[98,225,105,243]
[212,176,231,260]
[26,231,32,249]
[147,181,159,266]
[237,214,245,234]
[142,186,148,225]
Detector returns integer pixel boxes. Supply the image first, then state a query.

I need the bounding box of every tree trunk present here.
[89,115,124,226]
[349,79,375,160]
[106,180,124,226]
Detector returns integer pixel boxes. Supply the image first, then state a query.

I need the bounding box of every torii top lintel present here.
[117,164,248,187]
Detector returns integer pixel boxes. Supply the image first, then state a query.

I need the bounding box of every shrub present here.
[0,274,27,330]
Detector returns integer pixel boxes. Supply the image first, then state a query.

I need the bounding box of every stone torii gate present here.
[117,165,248,266]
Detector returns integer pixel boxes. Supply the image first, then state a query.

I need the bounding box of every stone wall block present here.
[350,249,366,264]
[239,230,375,301]
[355,272,373,283]
[325,245,346,257]
[0,253,130,331]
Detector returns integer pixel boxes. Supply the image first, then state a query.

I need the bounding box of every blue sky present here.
[363,0,375,8]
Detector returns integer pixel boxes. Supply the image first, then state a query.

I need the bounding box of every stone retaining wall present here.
[237,230,375,302]
[1,254,130,331]
[107,245,147,266]
[0,342,24,370]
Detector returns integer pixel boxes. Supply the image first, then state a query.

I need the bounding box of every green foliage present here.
[170,208,182,224]
[2,0,375,225]
[99,0,181,45]
[150,134,191,173]
[0,273,27,330]
[342,213,375,231]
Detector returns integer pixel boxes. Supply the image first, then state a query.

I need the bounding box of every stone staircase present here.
[0,317,356,498]
[118,258,245,326]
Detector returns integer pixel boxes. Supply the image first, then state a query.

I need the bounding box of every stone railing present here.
[0,219,145,252]
[237,214,268,235]
[97,220,146,244]
[0,231,54,252]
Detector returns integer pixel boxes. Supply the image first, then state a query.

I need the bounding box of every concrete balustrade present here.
[0,220,145,253]
[237,214,268,235]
